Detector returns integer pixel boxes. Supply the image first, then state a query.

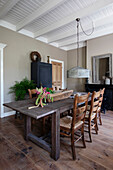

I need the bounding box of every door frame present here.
[50,59,64,89]
[0,43,7,118]
[0,43,15,118]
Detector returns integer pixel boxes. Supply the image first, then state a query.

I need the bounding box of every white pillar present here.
[0,43,7,118]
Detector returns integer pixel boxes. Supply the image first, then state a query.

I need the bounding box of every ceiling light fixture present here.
[67,18,94,78]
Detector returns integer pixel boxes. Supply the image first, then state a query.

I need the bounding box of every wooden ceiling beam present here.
[0,0,20,18]
[34,0,113,38]
[60,42,86,51]
[59,25,113,50]
[48,14,113,43]
[16,0,66,31]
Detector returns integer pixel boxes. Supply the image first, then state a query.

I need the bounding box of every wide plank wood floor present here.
[0,111,113,170]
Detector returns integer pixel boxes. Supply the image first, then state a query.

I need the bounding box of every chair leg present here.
[97,114,99,131]
[81,125,86,148]
[94,116,98,134]
[99,111,102,125]
[88,120,92,142]
[96,122,99,131]
[71,132,76,160]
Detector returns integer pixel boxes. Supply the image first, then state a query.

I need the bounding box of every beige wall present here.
[3,25,112,104]
[0,26,67,103]
[67,47,86,91]
[0,50,1,111]
[87,33,113,83]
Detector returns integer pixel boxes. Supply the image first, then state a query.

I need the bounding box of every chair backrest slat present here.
[77,94,89,104]
[93,106,99,112]
[99,96,103,102]
[93,100,99,106]
[72,92,90,129]
[90,91,100,116]
[94,91,100,98]
[99,88,105,107]
[78,105,86,113]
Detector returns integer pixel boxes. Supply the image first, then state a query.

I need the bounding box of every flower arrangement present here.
[35,86,54,107]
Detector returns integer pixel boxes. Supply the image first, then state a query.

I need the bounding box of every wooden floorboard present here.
[0,111,113,170]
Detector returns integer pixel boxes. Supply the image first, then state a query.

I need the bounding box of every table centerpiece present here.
[35,86,54,107]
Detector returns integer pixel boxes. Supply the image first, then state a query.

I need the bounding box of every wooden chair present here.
[59,88,67,91]
[85,91,100,142]
[28,89,36,99]
[28,88,53,98]
[98,88,105,125]
[49,87,53,90]
[28,89,49,134]
[60,93,90,160]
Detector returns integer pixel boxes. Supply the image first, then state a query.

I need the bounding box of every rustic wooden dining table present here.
[3,97,74,161]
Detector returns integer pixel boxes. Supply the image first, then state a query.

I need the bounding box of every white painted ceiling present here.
[0,0,113,51]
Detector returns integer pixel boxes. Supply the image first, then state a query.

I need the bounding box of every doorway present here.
[50,59,64,90]
[92,53,112,83]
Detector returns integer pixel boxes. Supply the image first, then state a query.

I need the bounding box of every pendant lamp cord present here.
[77,19,79,67]
[76,18,94,67]
[80,20,94,36]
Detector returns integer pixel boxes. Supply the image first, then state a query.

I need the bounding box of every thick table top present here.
[4,98,74,119]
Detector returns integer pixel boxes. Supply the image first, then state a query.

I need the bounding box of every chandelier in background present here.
[67,18,94,78]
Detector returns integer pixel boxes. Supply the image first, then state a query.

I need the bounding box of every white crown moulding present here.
[0,20,16,31]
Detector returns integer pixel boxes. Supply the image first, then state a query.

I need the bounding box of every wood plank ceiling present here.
[0,0,113,51]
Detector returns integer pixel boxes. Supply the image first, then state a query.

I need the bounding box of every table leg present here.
[51,110,60,161]
[24,115,31,141]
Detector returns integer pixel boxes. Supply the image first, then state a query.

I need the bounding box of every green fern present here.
[9,77,36,101]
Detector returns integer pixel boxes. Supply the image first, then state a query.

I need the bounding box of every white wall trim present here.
[18,29,34,38]
[0,20,16,31]
[0,43,7,49]
[1,111,15,118]
[0,43,7,118]
[50,58,64,89]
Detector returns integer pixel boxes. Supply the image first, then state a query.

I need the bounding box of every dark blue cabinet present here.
[31,62,52,88]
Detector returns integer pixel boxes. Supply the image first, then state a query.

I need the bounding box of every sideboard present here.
[85,84,113,111]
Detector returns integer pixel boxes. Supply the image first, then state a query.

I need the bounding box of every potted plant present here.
[9,77,36,101]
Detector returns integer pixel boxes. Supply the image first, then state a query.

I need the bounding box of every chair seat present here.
[85,111,96,119]
[60,116,83,129]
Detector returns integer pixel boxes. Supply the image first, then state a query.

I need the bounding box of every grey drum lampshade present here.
[67,66,90,78]
[67,18,92,79]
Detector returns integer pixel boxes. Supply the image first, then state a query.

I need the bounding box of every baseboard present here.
[1,111,15,118]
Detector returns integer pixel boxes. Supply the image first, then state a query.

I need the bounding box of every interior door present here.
[51,61,62,90]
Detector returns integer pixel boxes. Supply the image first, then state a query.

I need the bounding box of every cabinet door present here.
[52,61,62,90]
[105,89,113,110]
[39,63,52,88]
